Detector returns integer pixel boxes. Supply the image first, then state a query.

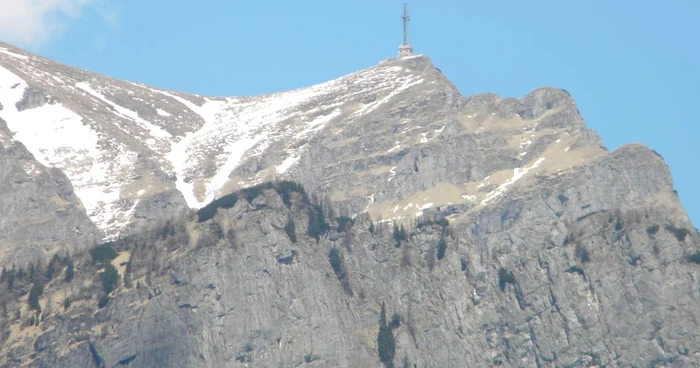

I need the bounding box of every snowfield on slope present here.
[0,51,425,239]
[0,66,139,237]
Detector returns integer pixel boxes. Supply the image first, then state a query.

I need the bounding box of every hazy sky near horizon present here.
[1,0,698,226]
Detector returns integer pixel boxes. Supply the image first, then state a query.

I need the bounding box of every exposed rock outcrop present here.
[0,117,100,267]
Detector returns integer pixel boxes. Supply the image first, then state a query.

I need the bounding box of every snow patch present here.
[387,166,397,182]
[156,108,171,117]
[276,154,300,174]
[0,66,137,236]
[481,158,546,206]
[355,77,423,116]
[387,142,401,153]
[0,48,28,60]
[76,82,172,143]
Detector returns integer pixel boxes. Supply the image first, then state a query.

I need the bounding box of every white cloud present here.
[0,0,117,49]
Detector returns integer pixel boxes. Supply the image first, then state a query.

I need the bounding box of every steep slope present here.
[0,116,99,266]
[0,42,442,243]
[1,41,605,249]
[0,40,699,367]
[0,181,696,367]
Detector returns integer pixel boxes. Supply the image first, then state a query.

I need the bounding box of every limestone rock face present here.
[0,117,100,267]
[0,42,698,367]
[1,183,696,368]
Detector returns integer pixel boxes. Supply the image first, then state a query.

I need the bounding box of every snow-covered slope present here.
[0,42,427,239]
[0,40,620,246]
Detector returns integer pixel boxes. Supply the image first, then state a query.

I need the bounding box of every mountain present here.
[0,41,602,262]
[0,42,699,367]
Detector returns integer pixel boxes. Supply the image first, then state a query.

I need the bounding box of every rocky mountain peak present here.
[0,41,698,368]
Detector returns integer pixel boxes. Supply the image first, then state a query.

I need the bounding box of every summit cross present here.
[398,3,414,58]
[402,3,410,46]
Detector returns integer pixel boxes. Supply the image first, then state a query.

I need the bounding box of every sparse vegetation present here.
[64,258,74,282]
[97,295,110,309]
[368,222,375,234]
[90,242,118,264]
[45,254,60,279]
[328,248,351,295]
[628,254,641,267]
[392,223,408,247]
[336,216,354,232]
[426,248,436,271]
[390,312,401,329]
[498,267,516,292]
[377,302,396,368]
[646,224,660,235]
[615,218,623,231]
[565,265,585,278]
[307,203,329,241]
[28,282,43,312]
[284,218,297,243]
[416,217,449,230]
[197,192,238,222]
[686,251,700,265]
[101,264,120,294]
[437,237,447,260]
[666,225,691,242]
[557,193,569,204]
[197,181,309,222]
[575,245,590,264]
[402,355,412,368]
[123,255,133,288]
[63,297,71,310]
[563,233,573,246]
[88,341,104,367]
[275,180,308,207]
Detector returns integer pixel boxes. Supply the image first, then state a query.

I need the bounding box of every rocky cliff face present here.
[0,117,99,267]
[0,42,603,248]
[0,180,697,368]
[0,42,698,367]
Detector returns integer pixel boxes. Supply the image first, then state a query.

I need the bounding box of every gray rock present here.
[0,41,697,368]
[0,117,100,267]
[3,177,696,368]
[15,86,54,111]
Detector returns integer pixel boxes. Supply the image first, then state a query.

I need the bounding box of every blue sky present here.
[3,0,699,227]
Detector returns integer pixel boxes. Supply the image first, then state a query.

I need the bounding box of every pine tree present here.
[64,259,74,283]
[377,302,396,367]
[101,264,120,294]
[28,282,43,313]
[437,237,447,260]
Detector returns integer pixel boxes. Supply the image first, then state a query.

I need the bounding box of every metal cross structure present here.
[397,3,414,58]
[402,3,410,46]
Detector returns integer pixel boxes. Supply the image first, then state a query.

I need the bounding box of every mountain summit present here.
[2,41,620,243]
[0,42,698,367]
